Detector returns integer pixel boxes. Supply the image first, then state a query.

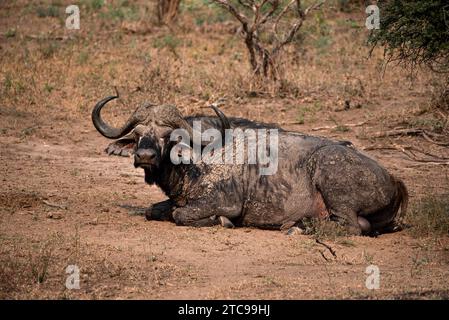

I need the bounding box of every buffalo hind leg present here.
[331,211,373,235]
[330,209,362,235]
[145,199,175,221]
[357,216,372,235]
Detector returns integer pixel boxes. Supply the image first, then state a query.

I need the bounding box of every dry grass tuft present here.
[301,217,350,240]
[406,195,449,238]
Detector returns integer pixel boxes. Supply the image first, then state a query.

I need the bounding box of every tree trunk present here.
[246,39,278,81]
[157,0,181,24]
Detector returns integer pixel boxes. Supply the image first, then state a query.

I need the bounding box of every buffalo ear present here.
[105,137,136,157]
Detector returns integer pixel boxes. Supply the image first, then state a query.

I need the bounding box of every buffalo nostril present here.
[135,149,156,163]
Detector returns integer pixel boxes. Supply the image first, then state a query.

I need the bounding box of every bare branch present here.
[258,0,280,27]
[273,0,326,56]
[272,0,296,41]
[213,0,249,27]
[238,0,253,10]
[304,0,325,15]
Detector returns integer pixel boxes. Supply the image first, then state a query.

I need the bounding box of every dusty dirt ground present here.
[1,0,449,299]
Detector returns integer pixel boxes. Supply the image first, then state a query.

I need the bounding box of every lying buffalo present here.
[92,95,407,235]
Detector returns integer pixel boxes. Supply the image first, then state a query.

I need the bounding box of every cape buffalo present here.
[92,95,407,236]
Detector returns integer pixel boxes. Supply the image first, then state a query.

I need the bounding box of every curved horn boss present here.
[210,105,231,139]
[92,92,231,141]
[92,95,140,139]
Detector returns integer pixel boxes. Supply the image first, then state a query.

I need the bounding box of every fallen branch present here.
[406,162,449,167]
[42,200,67,210]
[315,239,337,258]
[318,250,331,262]
[371,128,424,138]
[311,121,367,131]
[409,145,449,160]
[362,145,397,151]
[392,143,449,162]
[364,143,449,165]
[370,127,449,146]
[365,144,449,159]
[383,143,449,163]
[422,131,449,146]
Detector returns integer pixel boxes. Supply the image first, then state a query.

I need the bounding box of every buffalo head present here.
[92,94,230,172]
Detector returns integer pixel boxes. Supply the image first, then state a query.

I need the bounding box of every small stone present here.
[46,212,63,219]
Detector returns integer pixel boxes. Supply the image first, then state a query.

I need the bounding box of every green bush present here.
[368,0,449,73]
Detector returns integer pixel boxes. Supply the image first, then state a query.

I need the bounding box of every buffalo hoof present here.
[145,208,152,220]
[145,200,174,221]
[286,226,304,236]
[219,216,235,228]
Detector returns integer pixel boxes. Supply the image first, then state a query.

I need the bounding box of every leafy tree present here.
[212,0,325,80]
[368,0,449,73]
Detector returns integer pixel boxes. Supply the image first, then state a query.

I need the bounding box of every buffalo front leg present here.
[145,199,175,221]
[172,207,219,227]
[171,203,241,228]
[218,216,235,228]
